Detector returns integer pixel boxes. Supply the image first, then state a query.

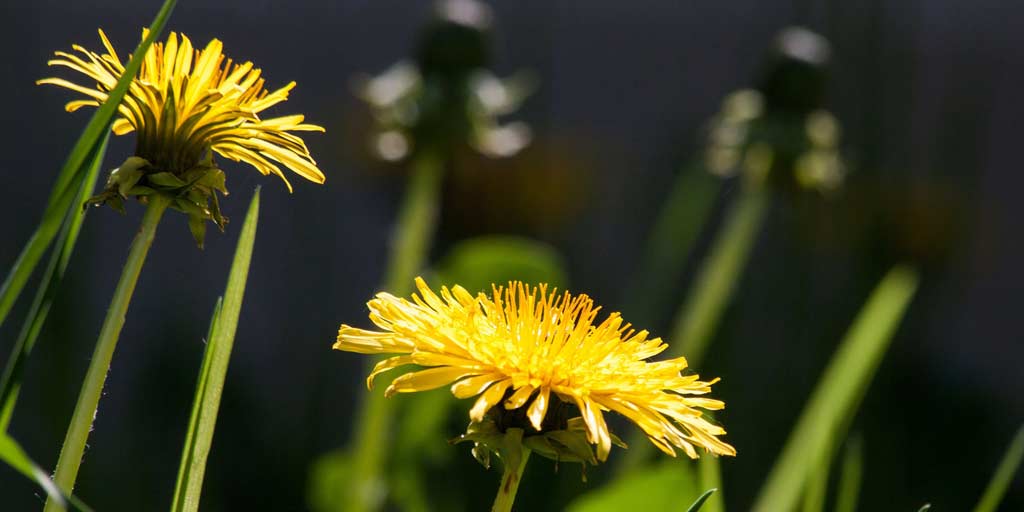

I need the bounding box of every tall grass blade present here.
[171,189,260,512]
[972,424,1024,512]
[0,0,178,328]
[169,297,222,511]
[0,433,92,512]
[834,434,863,512]
[752,266,919,512]
[0,136,108,432]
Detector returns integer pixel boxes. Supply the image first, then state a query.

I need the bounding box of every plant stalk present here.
[346,151,444,512]
[618,181,768,473]
[491,448,531,512]
[45,194,171,511]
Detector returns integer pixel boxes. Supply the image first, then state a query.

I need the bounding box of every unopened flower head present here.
[335,278,736,462]
[40,29,325,190]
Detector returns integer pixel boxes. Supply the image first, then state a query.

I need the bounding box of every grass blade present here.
[834,434,863,512]
[752,266,919,512]
[169,297,222,510]
[0,136,108,432]
[0,433,92,512]
[0,0,178,328]
[917,505,931,512]
[972,425,1024,512]
[171,189,260,512]
[686,489,718,512]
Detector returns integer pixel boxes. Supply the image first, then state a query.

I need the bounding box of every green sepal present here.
[86,156,232,248]
[451,418,504,469]
[148,171,188,189]
[187,214,207,250]
[110,156,148,197]
[452,416,624,476]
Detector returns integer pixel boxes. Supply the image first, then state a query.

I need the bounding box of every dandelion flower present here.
[40,29,325,190]
[335,278,736,462]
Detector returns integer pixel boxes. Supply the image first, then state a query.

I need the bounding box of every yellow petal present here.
[385,366,480,398]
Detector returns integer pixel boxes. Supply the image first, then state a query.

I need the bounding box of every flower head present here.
[40,29,326,245]
[335,278,736,462]
[40,29,325,190]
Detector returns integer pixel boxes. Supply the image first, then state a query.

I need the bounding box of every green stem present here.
[346,151,444,512]
[622,168,720,329]
[45,194,171,511]
[618,181,768,472]
[670,182,768,367]
[491,448,531,512]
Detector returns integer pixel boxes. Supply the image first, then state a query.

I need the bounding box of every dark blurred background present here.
[1,0,1022,510]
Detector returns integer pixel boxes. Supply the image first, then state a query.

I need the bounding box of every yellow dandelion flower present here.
[39,28,325,191]
[335,278,736,461]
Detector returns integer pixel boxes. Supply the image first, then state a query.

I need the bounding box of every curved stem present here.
[45,194,171,511]
[491,448,531,512]
[346,151,444,512]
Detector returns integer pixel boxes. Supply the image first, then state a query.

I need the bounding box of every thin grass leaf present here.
[686,489,718,512]
[0,433,92,512]
[752,266,919,512]
[698,457,725,512]
[0,136,108,432]
[834,434,863,512]
[0,0,178,328]
[171,189,260,512]
[169,297,222,511]
[917,505,931,512]
[972,425,1024,512]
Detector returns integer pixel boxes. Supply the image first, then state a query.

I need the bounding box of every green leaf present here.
[686,489,719,512]
[0,0,179,329]
[434,235,568,294]
[0,136,108,432]
[917,505,932,512]
[972,425,1024,512]
[0,433,92,512]
[834,434,863,512]
[566,460,700,512]
[170,297,221,511]
[752,266,919,512]
[170,188,260,512]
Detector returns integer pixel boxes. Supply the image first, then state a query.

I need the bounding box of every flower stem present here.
[347,151,444,512]
[491,447,531,512]
[618,180,768,473]
[44,194,171,511]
